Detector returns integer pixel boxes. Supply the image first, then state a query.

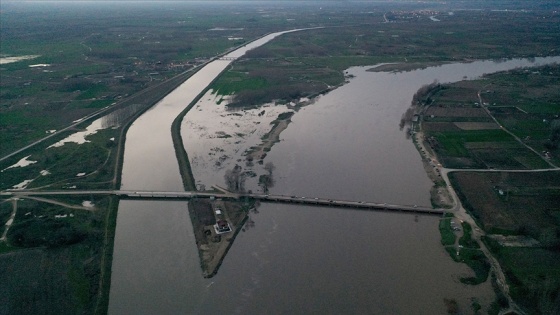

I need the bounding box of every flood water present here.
[109,29,560,314]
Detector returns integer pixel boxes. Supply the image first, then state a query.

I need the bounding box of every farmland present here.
[1,1,560,314]
[420,64,560,314]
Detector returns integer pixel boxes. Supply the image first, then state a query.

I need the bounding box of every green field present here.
[422,65,560,169]
[485,238,560,314]
[2,1,560,314]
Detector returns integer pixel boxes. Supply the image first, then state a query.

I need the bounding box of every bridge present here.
[1,189,447,215]
[217,56,236,61]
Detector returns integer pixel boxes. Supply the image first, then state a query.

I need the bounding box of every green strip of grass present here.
[211,71,269,95]
[439,218,456,246]
[459,222,480,249]
[446,247,490,285]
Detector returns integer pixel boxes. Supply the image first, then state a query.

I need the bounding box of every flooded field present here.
[109,37,560,314]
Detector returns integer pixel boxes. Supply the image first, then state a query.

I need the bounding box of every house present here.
[215,219,231,233]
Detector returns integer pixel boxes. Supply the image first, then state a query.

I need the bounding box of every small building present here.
[215,219,231,234]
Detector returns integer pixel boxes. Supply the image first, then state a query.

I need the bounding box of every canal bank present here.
[109,18,560,312]
[108,28,319,314]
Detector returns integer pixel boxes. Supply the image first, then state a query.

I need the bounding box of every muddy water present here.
[264,56,558,205]
[109,52,560,314]
[108,29,315,314]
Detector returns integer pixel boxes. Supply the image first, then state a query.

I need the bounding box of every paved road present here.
[1,189,445,215]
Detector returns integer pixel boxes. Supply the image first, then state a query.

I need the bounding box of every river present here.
[108,26,560,313]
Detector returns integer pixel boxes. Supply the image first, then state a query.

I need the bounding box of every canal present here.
[109,27,560,313]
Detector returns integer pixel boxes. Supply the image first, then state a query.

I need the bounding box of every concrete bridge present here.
[217,56,236,61]
[1,189,447,216]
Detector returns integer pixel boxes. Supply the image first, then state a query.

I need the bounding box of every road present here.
[413,116,557,315]
[1,188,446,215]
[478,89,558,169]
[0,59,214,164]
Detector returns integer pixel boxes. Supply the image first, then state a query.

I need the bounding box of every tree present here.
[259,162,275,193]
[264,162,275,175]
[224,164,245,192]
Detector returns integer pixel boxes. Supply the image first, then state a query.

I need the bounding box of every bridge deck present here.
[2,189,447,215]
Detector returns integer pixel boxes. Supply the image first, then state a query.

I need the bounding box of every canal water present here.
[109,30,560,314]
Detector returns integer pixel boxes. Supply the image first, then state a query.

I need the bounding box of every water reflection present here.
[101,103,143,128]
[48,103,143,148]
[111,41,560,314]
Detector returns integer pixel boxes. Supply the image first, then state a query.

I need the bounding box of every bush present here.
[8,217,87,248]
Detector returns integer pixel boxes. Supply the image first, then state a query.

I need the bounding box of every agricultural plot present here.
[2,2,560,314]
[425,64,560,314]
[450,170,560,313]
[423,64,560,169]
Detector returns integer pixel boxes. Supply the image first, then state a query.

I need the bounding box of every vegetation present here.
[446,246,491,285]
[210,6,560,108]
[484,237,560,314]
[187,198,256,277]
[0,196,112,314]
[439,217,456,246]
[425,65,560,313]
[211,58,336,108]
[2,0,560,314]
[458,222,480,249]
[422,65,560,169]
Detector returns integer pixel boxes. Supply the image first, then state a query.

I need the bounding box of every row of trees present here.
[224,162,275,193]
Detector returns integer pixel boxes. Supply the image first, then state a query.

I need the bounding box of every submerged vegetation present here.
[1,0,560,314]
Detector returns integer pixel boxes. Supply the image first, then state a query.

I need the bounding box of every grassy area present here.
[445,246,491,285]
[0,128,119,191]
[439,217,456,246]
[94,196,119,315]
[210,8,560,109]
[450,171,560,239]
[423,64,560,169]
[449,170,560,313]
[439,213,489,285]
[210,58,338,107]
[484,237,560,314]
[458,222,480,249]
[2,1,560,313]
[0,200,14,225]
[427,66,558,309]
[0,196,111,314]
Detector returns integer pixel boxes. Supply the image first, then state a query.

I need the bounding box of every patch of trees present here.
[8,217,87,248]
[400,80,441,131]
[224,164,246,192]
[258,162,275,193]
[411,80,441,106]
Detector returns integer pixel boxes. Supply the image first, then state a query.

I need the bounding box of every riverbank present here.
[188,198,253,277]
[245,112,294,162]
[412,129,454,209]
[411,62,560,314]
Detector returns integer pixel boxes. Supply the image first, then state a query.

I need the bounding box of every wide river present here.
[108,27,560,314]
